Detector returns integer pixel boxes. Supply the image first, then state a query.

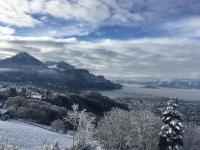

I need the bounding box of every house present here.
[0,108,9,121]
[25,91,42,100]
[31,92,42,99]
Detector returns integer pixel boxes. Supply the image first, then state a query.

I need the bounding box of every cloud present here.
[30,0,145,36]
[47,24,91,37]
[0,0,199,37]
[0,36,200,80]
[0,0,199,80]
[0,0,41,27]
[162,17,200,38]
[0,0,145,36]
[0,36,77,43]
[0,26,15,35]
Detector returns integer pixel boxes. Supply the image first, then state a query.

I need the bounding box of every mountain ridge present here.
[0,52,122,91]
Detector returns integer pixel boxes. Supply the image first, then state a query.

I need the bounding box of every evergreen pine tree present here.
[159,97,183,150]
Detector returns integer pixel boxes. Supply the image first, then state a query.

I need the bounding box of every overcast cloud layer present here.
[0,0,200,80]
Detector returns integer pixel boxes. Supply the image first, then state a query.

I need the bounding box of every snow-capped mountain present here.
[0,52,46,69]
[119,78,200,89]
[146,79,200,89]
[45,61,75,71]
[0,52,121,90]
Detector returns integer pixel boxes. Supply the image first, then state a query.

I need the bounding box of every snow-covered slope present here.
[0,119,73,150]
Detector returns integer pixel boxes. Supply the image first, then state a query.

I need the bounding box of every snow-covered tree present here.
[63,104,95,150]
[159,97,183,150]
[96,108,162,150]
[131,110,162,150]
[63,104,80,147]
[95,108,130,150]
[75,110,95,149]
[183,124,200,150]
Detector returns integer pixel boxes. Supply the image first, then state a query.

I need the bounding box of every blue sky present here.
[0,0,200,80]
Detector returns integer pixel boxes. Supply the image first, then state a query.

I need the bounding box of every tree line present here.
[60,98,200,150]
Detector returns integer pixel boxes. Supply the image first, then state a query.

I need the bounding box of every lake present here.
[99,84,200,101]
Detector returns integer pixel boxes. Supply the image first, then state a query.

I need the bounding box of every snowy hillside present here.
[0,119,73,150]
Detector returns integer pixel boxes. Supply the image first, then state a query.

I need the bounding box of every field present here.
[0,119,73,150]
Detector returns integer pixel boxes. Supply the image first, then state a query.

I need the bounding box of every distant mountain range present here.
[117,79,200,89]
[141,79,200,89]
[0,52,122,90]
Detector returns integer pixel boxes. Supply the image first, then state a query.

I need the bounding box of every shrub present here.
[43,142,61,150]
[51,119,66,133]
[5,96,67,124]
[0,144,19,150]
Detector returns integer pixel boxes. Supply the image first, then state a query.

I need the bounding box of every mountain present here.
[0,52,46,69]
[44,61,122,90]
[146,79,200,89]
[124,79,200,89]
[0,52,122,90]
[45,61,75,71]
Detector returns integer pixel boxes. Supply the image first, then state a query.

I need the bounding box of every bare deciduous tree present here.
[63,104,95,150]
[183,124,200,150]
[130,110,162,150]
[63,104,80,147]
[96,108,162,150]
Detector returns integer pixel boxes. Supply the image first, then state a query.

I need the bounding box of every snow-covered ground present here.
[0,119,73,150]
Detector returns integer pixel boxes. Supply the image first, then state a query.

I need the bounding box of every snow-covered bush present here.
[159,97,183,150]
[0,144,19,150]
[63,104,96,150]
[51,119,66,133]
[69,144,92,150]
[42,142,61,150]
[96,108,161,150]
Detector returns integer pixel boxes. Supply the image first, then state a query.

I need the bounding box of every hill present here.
[0,119,73,149]
[2,86,128,124]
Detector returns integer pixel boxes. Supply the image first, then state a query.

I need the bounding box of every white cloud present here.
[101,0,144,26]
[48,25,91,37]
[0,26,15,35]
[0,0,41,27]
[0,36,78,43]
[0,0,199,79]
[162,17,200,38]
[0,0,199,38]
[29,0,46,13]
[32,0,145,36]
[0,36,200,79]
[42,0,110,24]
[0,0,146,36]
